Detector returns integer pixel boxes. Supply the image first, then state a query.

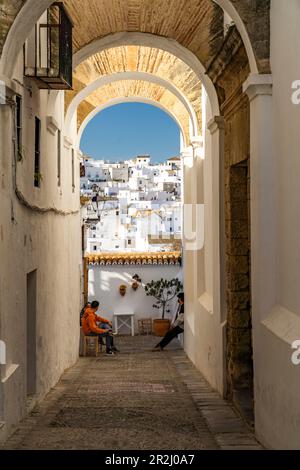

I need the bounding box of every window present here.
[57,129,61,186]
[128,240,132,245]
[23,3,73,90]
[71,148,75,192]
[116,210,119,216]
[34,117,41,188]
[115,245,119,249]
[15,95,22,158]
[93,246,97,251]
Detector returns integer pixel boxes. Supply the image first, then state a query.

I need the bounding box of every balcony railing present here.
[24,2,73,90]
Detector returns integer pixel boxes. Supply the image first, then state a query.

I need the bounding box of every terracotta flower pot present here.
[132,281,139,291]
[153,319,171,337]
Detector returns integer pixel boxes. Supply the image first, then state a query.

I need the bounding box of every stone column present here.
[182,145,195,299]
[207,116,227,396]
[243,74,275,324]
[207,116,225,322]
[182,145,198,361]
[191,137,205,301]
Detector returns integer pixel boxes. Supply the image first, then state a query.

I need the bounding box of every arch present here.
[75,79,192,143]
[73,32,220,116]
[213,0,258,73]
[65,71,199,137]
[0,0,262,112]
[77,97,186,149]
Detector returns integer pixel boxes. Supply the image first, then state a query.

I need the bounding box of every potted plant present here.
[144,278,183,336]
[132,281,139,291]
[132,274,141,291]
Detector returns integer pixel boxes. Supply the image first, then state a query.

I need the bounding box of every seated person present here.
[96,316,119,352]
[82,300,118,355]
[80,302,91,326]
[152,293,184,351]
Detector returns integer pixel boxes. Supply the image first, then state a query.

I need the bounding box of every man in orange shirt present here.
[82,300,116,355]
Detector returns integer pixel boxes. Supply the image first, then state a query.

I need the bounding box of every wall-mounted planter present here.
[132,281,139,291]
[119,284,127,296]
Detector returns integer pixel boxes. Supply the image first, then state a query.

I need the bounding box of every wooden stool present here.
[83,335,99,356]
[138,319,153,335]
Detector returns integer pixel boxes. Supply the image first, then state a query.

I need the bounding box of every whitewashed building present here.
[81,155,183,253]
[1,0,300,450]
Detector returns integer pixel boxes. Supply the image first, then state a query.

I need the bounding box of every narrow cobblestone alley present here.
[2,337,262,450]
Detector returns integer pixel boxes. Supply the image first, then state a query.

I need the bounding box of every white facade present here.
[110,163,129,182]
[88,264,183,332]
[0,56,81,443]
[81,155,182,253]
[2,0,300,450]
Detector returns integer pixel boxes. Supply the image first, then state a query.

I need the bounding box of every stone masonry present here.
[207,23,253,415]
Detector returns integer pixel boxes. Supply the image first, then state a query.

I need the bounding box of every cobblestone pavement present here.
[2,336,263,450]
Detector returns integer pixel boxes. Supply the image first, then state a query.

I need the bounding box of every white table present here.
[114,312,135,336]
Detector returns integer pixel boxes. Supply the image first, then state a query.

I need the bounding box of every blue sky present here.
[80,102,180,163]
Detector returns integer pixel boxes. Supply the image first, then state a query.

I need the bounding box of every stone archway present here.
[0,0,270,78]
[65,71,200,137]
[0,0,273,435]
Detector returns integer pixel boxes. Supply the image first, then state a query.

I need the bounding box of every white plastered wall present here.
[88,265,183,333]
[0,50,81,444]
[183,87,226,395]
[250,0,300,450]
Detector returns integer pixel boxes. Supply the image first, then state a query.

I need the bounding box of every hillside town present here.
[80,155,183,253]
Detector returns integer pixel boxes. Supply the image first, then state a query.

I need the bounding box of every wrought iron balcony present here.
[24,2,73,90]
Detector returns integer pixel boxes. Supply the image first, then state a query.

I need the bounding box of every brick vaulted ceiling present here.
[62,0,222,137]
[64,0,224,70]
[0,0,271,137]
[76,79,191,143]
[66,45,203,135]
[0,1,270,73]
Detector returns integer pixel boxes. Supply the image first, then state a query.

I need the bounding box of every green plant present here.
[17,145,26,162]
[144,278,183,319]
[34,172,43,186]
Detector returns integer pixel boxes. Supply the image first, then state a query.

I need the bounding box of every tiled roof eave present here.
[85,251,182,266]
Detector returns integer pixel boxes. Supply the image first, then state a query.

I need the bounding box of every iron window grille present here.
[24,2,73,90]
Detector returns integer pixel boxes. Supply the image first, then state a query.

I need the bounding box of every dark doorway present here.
[225,159,254,425]
[27,270,37,396]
